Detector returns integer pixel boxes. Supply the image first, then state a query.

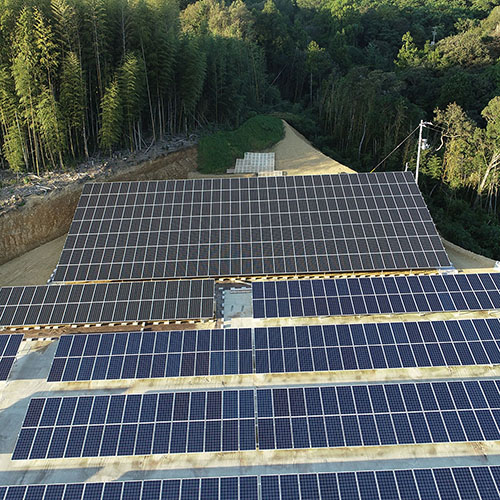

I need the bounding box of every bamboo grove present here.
[0,0,269,173]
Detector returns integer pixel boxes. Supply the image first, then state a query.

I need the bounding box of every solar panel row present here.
[47,319,500,382]
[252,273,500,318]
[0,476,258,500]
[48,329,253,382]
[13,390,255,460]
[0,334,22,380]
[261,468,500,500]
[53,172,450,283]
[2,467,500,500]
[256,381,500,449]
[13,380,500,460]
[255,319,500,373]
[0,280,215,327]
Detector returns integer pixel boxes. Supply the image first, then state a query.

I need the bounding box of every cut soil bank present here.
[0,146,197,266]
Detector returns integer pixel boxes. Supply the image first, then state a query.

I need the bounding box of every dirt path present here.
[0,121,496,286]
[269,121,354,175]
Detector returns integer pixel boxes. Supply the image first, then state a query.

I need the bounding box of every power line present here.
[370,125,420,173]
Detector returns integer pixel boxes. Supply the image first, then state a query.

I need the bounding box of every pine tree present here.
[395,32,421,68]
[99,76,122,152]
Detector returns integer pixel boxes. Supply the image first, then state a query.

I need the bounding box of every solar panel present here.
[0,476,258,500]
[0,280,214,328]
[47,329,253,382]
[13,389,256,460]
[256,380,500,450]
[252,273,500,318]
[53,172,450,283]
[254,318,500,373]
[0,334,22,380]
[47,318,500,382]
[261,467,500,499]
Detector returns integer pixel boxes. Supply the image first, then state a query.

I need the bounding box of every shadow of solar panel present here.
[13,389,256,460]
[53,173,451,282]
[0,280,214,327]
[252,273,500,318]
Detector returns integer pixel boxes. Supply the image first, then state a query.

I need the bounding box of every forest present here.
[0,0,499,258]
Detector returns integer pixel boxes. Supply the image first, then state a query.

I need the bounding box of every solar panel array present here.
[0,280,215,327]
[0,334,22,380]
[252,273,500,318]
[53,172,451,283]
[13,390,256,460]
[47,318,500,382]
[13,380,500,460]
[3,466,500,500]
[48,329,252,382]
[256,380,500,449]
[234,152,275,173]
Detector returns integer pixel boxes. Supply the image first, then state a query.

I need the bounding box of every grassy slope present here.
[197,115,284,174]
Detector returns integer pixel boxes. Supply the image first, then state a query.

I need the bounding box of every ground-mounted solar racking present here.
[52,172,451,283]
[2,466,500,499]
[46,318,500,382]
[0,280,215,328]
[13,379,500,460]
[0,334,23,380]
[252,272,500,318]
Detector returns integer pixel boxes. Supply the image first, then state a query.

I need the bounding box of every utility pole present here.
[431,26,438,45]
[415,120,424,184]
[415,120,433,184]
